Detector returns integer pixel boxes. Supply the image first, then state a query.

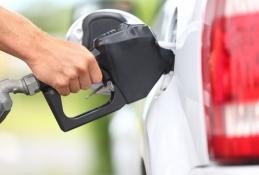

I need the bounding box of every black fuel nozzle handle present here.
[40,84,125,132]
[39,50,126,132]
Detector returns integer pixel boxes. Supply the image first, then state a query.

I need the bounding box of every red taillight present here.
[202,0,259,164]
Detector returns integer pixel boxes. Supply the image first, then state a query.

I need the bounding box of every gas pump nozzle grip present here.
[38,49,126,132]
[39,83,125,132]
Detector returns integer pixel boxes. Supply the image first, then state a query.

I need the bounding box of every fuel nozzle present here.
[0,74,40,122]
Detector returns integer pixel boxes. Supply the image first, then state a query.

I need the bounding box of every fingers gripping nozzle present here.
[0,74,40,122]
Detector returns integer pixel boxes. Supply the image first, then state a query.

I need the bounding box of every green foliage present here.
[89,116,113,175]
[133,0,162,25]
[21,1,73,35]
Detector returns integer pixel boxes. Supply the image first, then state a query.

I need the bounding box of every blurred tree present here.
[133,0,163,25]
[89,116,113,175]
[21,1,73,36]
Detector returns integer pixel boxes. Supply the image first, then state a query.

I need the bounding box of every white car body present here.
[110,0,259,175]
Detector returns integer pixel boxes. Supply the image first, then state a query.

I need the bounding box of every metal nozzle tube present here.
[0,74,40,123]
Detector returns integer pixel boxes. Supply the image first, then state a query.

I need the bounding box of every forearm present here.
[0,6,47,61]
[0,6,102,95]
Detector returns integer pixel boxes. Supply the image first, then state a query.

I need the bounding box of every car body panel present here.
[143,0,208,174]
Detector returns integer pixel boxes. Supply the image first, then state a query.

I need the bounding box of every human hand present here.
[25,34,102,96]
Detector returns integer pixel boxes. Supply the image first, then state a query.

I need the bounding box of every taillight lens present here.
[202,0,259,164]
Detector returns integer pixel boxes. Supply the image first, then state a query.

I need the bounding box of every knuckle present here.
[92,77,99,84]
[92,72,103,84]
[55,78,68,89]
[71,88,80,93]
[77,64,87,73]
[62,91,70,96]
[57,88,70,96]
[71,85,80,93]
[80,79,91,90]
[87,54,96,64]
[67,70,78,80]
[83,57,90,66]
[96,74,103,83]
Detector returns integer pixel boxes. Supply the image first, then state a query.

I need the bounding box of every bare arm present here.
[0,6,102,95]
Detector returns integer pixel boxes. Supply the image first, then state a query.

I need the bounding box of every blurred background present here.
[0,0,163,174]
